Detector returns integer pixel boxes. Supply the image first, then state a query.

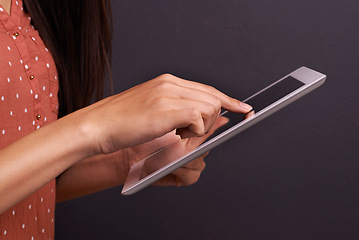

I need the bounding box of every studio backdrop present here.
[56,1,359,239]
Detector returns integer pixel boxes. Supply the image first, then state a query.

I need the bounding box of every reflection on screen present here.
[139,76,305,179]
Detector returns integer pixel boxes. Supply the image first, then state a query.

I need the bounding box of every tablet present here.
[122,66,326,195]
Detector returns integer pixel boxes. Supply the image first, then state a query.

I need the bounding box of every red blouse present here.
[0,0,59,239]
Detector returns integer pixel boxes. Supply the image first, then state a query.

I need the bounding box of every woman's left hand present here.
[56,116,229,202]
[118,116,229,187]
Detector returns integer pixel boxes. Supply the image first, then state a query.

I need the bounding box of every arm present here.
[55,152,126,202]
[0,73,251,212]
[0,111,92,213]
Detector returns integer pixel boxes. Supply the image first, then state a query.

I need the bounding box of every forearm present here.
[56,151,128,202]
[0,112,92,214]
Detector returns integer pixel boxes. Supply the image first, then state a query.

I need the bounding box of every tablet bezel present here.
[122,66,326,195]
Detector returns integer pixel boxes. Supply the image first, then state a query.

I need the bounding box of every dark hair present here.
[23,0,113,118]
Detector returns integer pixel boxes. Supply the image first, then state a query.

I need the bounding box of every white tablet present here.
[122,66,326,195]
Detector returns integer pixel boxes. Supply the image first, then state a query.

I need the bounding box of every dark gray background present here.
[55,0,359,239]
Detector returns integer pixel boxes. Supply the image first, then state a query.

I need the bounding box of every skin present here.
[0,73,252,213]
[0,0,10,14]
[56,118,229,202]
[0,0,253,212]
[56,75,252,202]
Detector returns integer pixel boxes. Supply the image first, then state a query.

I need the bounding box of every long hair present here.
[23,0,113,118]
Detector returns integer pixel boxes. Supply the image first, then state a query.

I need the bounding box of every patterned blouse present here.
[0,0,59,239]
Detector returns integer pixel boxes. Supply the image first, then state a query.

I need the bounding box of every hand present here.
[75,73,252,155]
[119,116,229,187]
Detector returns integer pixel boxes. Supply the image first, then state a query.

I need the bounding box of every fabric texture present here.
[0,0,59,239]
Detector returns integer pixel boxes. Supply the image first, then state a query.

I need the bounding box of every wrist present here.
[59,109,98,159]
[112,149,130,186]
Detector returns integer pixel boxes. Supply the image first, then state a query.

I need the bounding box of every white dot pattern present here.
[0,0,59,238]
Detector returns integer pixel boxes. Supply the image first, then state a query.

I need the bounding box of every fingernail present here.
[239,102,253,111]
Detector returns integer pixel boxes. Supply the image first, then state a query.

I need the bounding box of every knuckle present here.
[214,97,222,111]
[203,102,218,118]
[159,73,174,81]
[151,96,168,107]
[189,108,201,121]
[231,98,239,105]
[153,79,175,93]
[206,85,218,94]
[158,81,172,90]
[197,130,206,137]
[210,103,218,115]
[189,109,205,136]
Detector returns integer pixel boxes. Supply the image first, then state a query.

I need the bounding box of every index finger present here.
[159,74,253,113]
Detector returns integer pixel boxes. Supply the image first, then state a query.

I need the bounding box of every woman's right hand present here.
[75,73,252,155]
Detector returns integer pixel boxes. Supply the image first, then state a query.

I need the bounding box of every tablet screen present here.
[211,76,305,138]
[139,76,304,180]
